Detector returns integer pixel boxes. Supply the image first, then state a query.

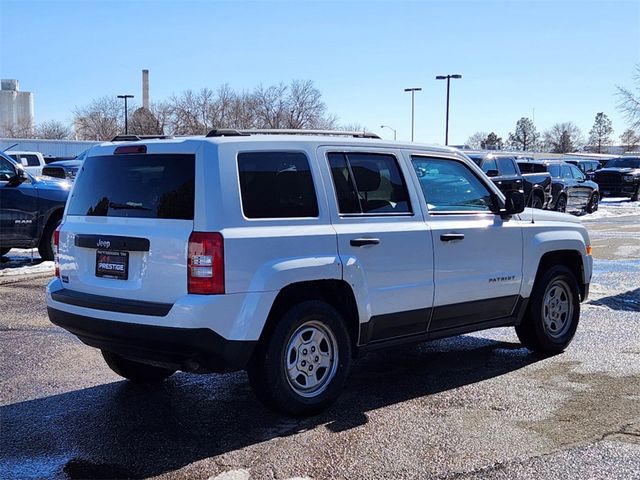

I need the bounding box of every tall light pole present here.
[380,124,397,140]
[117,94,134,134]
[404,87,422,141]
[435,74,462,145]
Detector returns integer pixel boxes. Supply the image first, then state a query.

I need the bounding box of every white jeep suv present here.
[47,130,592,416]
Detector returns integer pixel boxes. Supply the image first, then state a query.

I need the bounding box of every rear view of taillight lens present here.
[54,225,61,278]
[188,232,224,294]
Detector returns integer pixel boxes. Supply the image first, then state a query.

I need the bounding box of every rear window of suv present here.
[67,154,195,219]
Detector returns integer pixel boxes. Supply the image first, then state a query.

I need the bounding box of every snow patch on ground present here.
[582,197,640,221]
[0,248,54,277]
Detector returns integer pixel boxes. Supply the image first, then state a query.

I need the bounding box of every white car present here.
[7,150,47,177]
[47,130,593,416]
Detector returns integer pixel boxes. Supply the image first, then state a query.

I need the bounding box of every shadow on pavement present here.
[0,335,543,479]
[589,288,640,312]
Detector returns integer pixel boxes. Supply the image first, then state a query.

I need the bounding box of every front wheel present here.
[102,350,176,383]
[586,193,599,214]
[631,186,639,202]
[247,300,351,416]
[554,194,567,213]
[515,265,580,354]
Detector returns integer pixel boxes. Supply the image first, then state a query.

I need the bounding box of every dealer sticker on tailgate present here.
[96,250,129,280]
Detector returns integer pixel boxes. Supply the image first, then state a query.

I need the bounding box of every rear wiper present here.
[108,201,151,211]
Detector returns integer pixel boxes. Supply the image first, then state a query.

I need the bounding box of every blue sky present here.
[1,0,638,144]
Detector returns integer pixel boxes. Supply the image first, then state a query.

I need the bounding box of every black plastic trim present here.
[47,307,256,373]
[75,234,150,252]
[428,295,519,332]
[51,288,172,316]
[359,308,431,344]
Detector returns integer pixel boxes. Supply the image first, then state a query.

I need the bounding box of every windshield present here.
[607,158,640,169]
[67,154,195,219]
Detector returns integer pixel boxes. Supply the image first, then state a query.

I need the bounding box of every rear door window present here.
[67,154,195,219]
[497,157,517,175]
[327,152,412,215]
[238,151,318,219]
[10,154,40,167]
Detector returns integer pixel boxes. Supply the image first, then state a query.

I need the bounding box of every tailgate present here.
[58,152,195,304]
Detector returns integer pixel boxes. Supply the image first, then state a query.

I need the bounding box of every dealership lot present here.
[1,199,639,480]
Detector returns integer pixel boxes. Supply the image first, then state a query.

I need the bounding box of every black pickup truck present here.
[593,156,640,201]
[464,152,552,208]
[0,151,70,259]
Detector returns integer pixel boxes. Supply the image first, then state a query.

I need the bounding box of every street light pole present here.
[117,94,134,134]
[435,74,462,145]
[380,125,397,140]
[403,87,422,141]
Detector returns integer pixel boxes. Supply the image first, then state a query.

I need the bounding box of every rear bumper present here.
[48,307,257,373]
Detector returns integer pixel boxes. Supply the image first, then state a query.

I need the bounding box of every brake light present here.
[114,145,147,155]
[54,225,61,278]
[188,232,224,294]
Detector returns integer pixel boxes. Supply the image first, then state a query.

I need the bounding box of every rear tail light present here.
[188,232,224,294]
[54,225,61,278]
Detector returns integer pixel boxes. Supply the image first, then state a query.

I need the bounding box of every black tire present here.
[531,194,544,209]
[631,186,639,202]
[247,300,352,417]
[102,350,175,383]
[0,247,10,257]
[586,193,599,214]
[554,194,567,213]
[515,265,580,354]
[38,217,61,261]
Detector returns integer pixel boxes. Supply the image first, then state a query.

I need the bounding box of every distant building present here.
[0,79,34,136]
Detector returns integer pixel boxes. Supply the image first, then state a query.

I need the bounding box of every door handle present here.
[440,233,465,242]
[350,238,380,247]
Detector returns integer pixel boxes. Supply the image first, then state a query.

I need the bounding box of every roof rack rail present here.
[205,128,381,139]
[205,129,251,137]
[110,134,173,142]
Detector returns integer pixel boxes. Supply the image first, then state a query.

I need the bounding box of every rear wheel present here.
[554,194,567,213]
[102,350,176,383]
[0,248,10,257]
[247,300,351,416]
[632,185,639,202]
[38,217,61,260]
[586,193,599,214]
[516,265,580,354]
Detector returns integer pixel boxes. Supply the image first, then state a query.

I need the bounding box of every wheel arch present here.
[257,279,360,357]
[531,250,587,301]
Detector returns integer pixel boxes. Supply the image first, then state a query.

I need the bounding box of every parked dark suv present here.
[593,157,640,201]
[517,160,600,213]
[564,158,601,180]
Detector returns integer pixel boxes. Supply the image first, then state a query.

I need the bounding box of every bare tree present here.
[543,122,583,153]
[35,120,72,139]
[588,112,613,153]
[1,118,35,138]
[620,128,640,152]
[481,132,503,150]
[466,131,488,150]
[507,117,539,151]
[252,83,289,128]
[73,96,123,140]
[616,64,640,130]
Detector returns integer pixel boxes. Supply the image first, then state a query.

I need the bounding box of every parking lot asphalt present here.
[1,199,639,480]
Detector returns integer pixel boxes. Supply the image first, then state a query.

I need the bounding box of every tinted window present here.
[569,165,584,180]
[547,164,561,178]
[412,157,493,212]
[607,158,640,168]
[481,157,497,174]
[0,156,15,181]
[328,152,411,215]
[67,154,195,219]
[497,157,517,175]
[238,151,318,219]
[561,165,573,179]
[9,154,40,167]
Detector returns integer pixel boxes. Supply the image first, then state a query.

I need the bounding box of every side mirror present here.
[7,164,27,186]
[505,190,526,214]
[486,169,499,177]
